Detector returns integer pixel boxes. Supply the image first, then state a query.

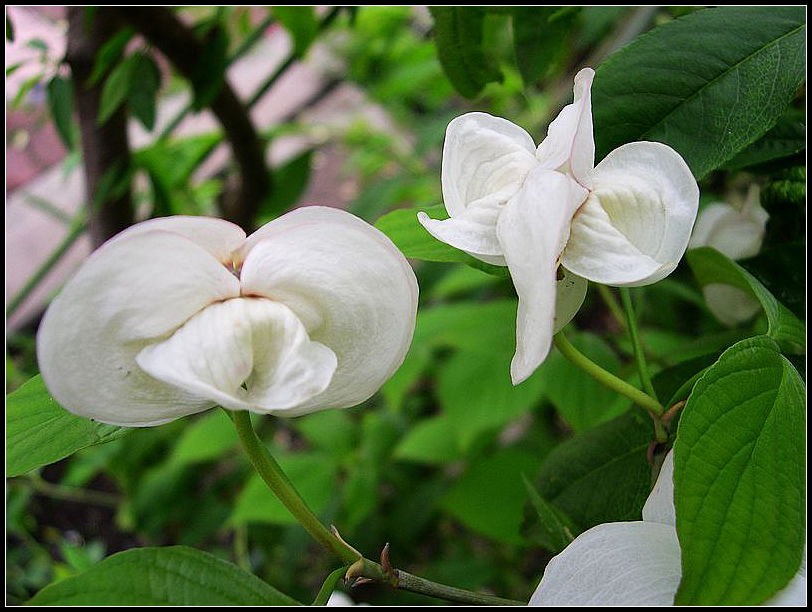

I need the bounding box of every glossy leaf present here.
[722,108,805,171]
[686,246,805,354]
[674,336,805,605]
[536,411,653,531]
[6,375,129,477]
[429,7,502,99]
[593,6,806,178]
[27,546,301,605]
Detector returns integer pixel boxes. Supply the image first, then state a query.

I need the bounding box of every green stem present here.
[619,287,658,400]
[553,332,665,418]
[19,474,120,507]
[231,410,524,606]
[597,284,627,331]
[231,410,357,564]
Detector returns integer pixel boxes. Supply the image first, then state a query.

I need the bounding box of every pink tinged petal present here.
[536,67,595,189]
[562,141,699,287]
[239,206,418,413]
[107,215,246,263]
[553,268,588,334]
[36,229,241,426]
[529,522,682,606]
[642,450,676,527]
[496,167,589,384]
[441,112,537,218]
[136,298,338,417]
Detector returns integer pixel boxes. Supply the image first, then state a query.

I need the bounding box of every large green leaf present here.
[739,242,806,321]
[536,411,652,531]
[722,108,805,171]
[511,7,578,86]
[27,546,301,605]
[441,448,542,544]
[673,336,805,605]
[686,246,805,354]
[429,7,502,99]
[593,6,806,178]
[6,376,129,477]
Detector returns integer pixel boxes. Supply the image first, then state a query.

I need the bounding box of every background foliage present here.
[6,6,805,605]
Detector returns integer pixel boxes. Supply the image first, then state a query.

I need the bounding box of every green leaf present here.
[6,375,129,477]
[6,12,14,42]
[739,242,805,320]
[98,54,137,125]
[511,7,578,86]
[673,336,805,605]
[259,150,313,221]
[442,448,542,544]
[46,75,76,150]
[722,108,805,171]
[231,452,339,526]
[538,331,630,432]
[429,7,502,99]
[374,205,508,277]
[168,410,236,466]
[27,546,301,605]
[127,52,161,131]
[522,476,578,554]
[593,6,806,178]
[686,246,805,354]
[273,6,318,57]
[191,26,229,110]
[650,352,720,406]
[88,27,134,85]
[312,567,348,606]
[536,411,653,531]
[394,416,464,465]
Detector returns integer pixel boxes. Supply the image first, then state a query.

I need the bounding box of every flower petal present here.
[688,199,768,261]
[109,215,246,263]
[703,283,762,326]
[496,167,588,384]
[137,298,338,416]
[529,522,682,606]
[536,67,595,188]
[553,268,588,334]
[239,206,418,412]
[562,141,699,286]
[441,112,537,218]
[642,450,676,526]
[417,201,506,265]
[37,229,241,426]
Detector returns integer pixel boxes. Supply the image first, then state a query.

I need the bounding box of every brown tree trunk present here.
[65,7,134,247]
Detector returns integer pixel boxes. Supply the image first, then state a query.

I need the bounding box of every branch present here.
[65,7,134,246]
[113,7,270,230]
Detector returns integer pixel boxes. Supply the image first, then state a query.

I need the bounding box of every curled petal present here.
[417,201,506,266]
[496,167,588,384]
[562,141,699,286]
[642,450,676,527]
[239,207,418,412]
[441,112,537,218]
[137,298,338,417]
[553,268,588,334]
[37,230,241,426]
[536,67,595,189]
[529,522,682,606]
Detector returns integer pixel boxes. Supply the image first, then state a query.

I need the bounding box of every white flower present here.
[688,184,769,325]
[418,68,699,384]
[529,451,807,606]
[36,207,418,426]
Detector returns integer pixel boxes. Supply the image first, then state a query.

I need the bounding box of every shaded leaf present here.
[46,75,76,150]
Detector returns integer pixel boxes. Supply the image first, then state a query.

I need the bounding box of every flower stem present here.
[597,284,627,331]
[618,287,658,400]
[230,410,525,606]
[553,332,665,418]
